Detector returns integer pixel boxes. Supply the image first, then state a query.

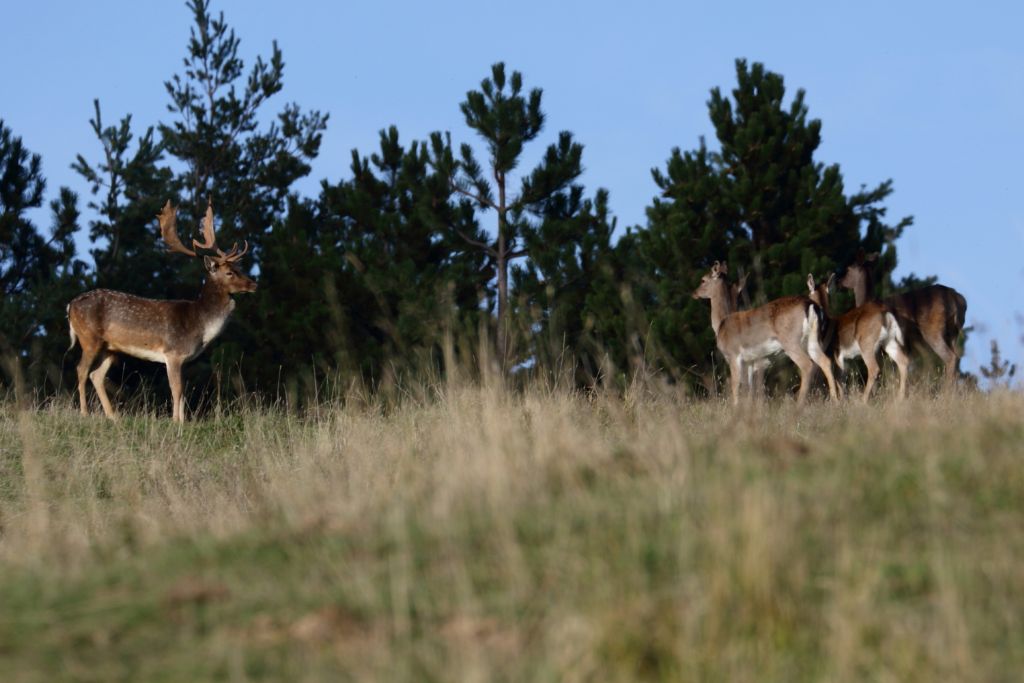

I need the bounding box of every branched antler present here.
[158,200,249,263]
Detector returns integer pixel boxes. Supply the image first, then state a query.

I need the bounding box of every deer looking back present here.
[68,201,255,422]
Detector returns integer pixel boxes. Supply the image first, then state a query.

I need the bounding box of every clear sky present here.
[3,0,1022,378]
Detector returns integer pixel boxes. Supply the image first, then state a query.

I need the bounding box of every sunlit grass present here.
[0,386,1022,681]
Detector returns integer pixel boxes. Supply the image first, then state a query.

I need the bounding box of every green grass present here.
[1,388,1022,681]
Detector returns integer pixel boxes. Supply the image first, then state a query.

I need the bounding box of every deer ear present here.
[826,272,836,291]
[719,261,729,275]
[710,262,720,277]
[203,255,217,272]
[807,273,816,293]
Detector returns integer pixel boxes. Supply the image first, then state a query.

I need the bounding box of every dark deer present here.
[840,250,966,387]
[67,201,256,421]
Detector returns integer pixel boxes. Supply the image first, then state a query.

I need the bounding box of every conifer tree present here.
[315,127,490,383]
[73,100,175,298]
[159,0,328,260]
[511,186,624,384]
[0,121,88,391]
[433,63,583,368]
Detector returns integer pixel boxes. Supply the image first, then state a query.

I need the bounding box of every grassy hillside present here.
[1,387,1022,681]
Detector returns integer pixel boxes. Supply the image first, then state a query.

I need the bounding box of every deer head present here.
[838,249,877,304]
[806,272,835,315]
[158,200,256,294]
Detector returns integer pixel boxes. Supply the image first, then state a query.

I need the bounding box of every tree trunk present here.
[496,171,509,370]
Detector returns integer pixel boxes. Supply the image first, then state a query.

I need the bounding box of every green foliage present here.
[158,0,328,258]
[73,100,176,297]
[512,187,629,383]
[0,121,88,392]
[436,63,585,367]
[8,2,939,403]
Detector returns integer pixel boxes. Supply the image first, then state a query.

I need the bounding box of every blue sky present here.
[3,0,1022,377]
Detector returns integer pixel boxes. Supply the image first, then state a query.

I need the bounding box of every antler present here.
[193,202,217,252]
[158,200,197,257]
[159,200,250,263]
[198,200,249,263]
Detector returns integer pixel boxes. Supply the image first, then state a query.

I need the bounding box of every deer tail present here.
[67,304,78,351]
[885,311,904,347]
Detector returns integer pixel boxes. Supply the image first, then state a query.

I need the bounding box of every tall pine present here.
[433,63,584,369]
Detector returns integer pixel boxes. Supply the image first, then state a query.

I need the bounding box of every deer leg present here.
[861,350,881,403]
[782,346,817,405]
[728,356,744,406]
[806,324,838,402]
[923,330,958,388]
[165,356,185,423]
[886,340,910,401]
[809,348,839,402]
[76,343,100,415]
[89,352,119,419]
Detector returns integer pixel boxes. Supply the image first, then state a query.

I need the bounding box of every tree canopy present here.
[0,2,926,407]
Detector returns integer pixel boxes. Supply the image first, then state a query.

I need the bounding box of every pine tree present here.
[628,140,742,388]
[709,59,868,300]
[315,127,490,384]
[433,63,584,369]
[0,121,88,392]
[511,186,624,384]
[158,0,328,260]
[73,100,176,297]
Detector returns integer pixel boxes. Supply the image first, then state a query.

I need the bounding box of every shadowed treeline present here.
[3,0,949,412]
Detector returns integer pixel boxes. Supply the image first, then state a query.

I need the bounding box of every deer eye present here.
[226,271,235,278]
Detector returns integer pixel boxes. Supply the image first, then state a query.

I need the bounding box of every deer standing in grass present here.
[807,273,908,401]
[67,201,256,422]
[840,251,966,387]
[692,261,838,405]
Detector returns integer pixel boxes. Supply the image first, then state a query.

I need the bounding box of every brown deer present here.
[840,251,967,386]
[67,201,256,422]
[692,261,838,405]
[807,273,908,401]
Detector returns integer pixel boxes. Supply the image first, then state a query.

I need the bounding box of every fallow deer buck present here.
[67,201,256,422]
[807,273,908,401]
[692,262,838,405]
[840,251,967,387]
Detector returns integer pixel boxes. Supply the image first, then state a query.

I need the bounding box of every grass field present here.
[1,384,1022,681]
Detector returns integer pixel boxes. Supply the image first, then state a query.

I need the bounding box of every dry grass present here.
[0,384,1022,681]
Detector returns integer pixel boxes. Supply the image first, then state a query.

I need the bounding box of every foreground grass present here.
[0,387,1022,681]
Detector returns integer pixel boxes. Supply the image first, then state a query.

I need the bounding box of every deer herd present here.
[66,201,968,421]
[693,255,967,405]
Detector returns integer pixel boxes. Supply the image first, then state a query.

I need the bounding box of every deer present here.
[692,261,838,405]
[840,250,967,387]
[806,273,908,401]
[67,200,256,422]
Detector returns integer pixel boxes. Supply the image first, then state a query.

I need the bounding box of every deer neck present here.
[708,282,732,335]
[194,278,236,340]
[852,278,872,307]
